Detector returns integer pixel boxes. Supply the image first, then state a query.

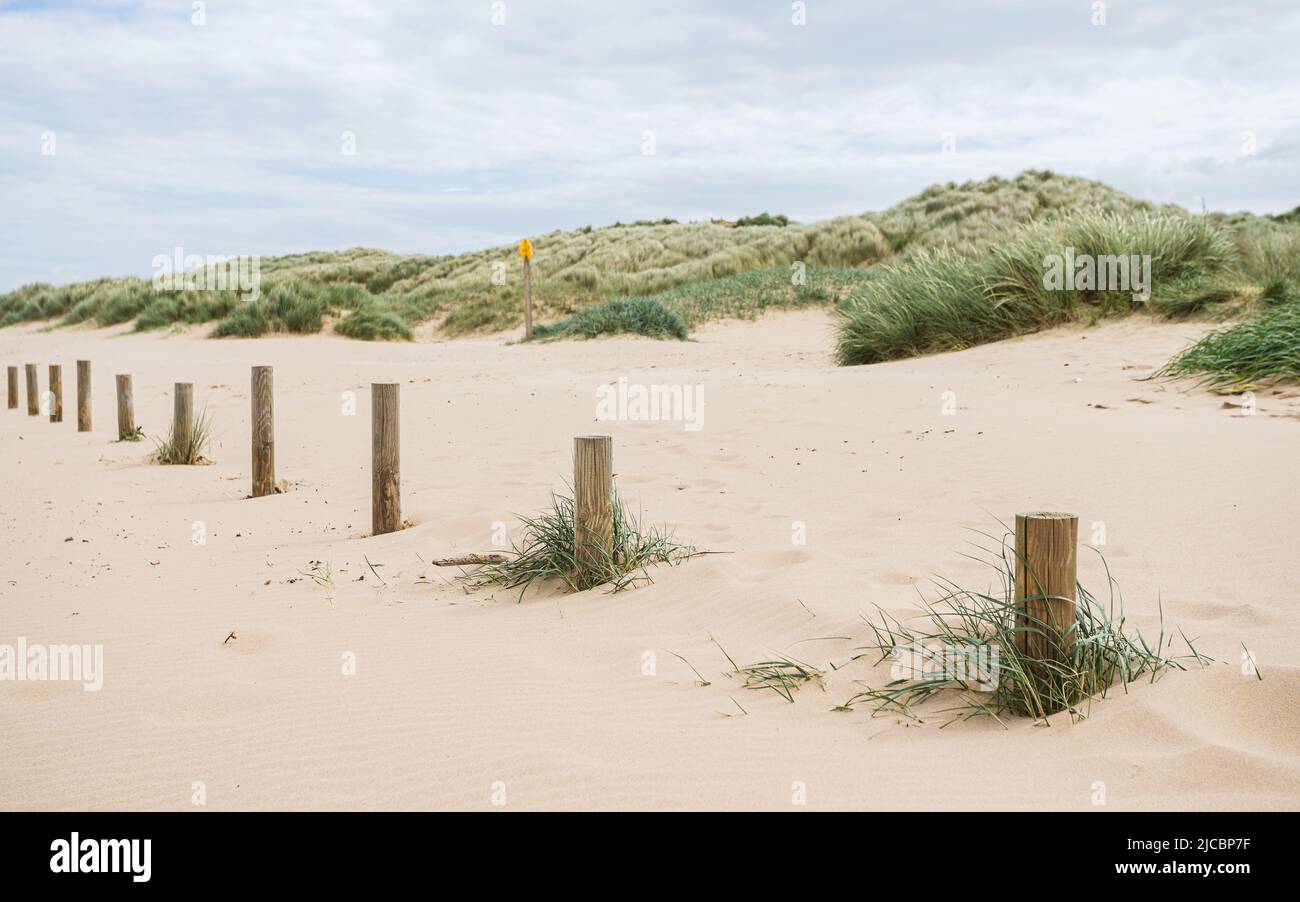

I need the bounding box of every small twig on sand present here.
[432,553,512,567]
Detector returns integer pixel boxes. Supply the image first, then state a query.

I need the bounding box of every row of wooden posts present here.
[8,361,95,430]
[8,362,1076,644]
[7,362,621,581]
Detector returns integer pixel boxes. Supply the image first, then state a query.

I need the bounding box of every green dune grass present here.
[2,170,1296,385]
[1156,298,1300,387]
[0,170,1154,340]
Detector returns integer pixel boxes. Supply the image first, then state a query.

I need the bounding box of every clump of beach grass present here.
[836,210,1238,366]
[462,489,700,598]
[334,303,413,340]
[152,407,213,465]
[530,297,688,341]
[300,560,336,608]
[1155,299,1300,387]
[707,637,824,703]
[736,657,825,702]
[842,539,1209,725]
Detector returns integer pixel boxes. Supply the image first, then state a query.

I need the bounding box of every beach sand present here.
[2,311,1297,810]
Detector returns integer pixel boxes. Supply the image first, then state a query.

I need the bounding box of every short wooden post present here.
[371,383,400,535]
[25,364,38,416]
[6,366,17,410]
[48,365,63,422]
[115,375,135,439]
[250,366,275,497]
[573,435,614,586]
[76,360,92,431]
[1013,512,1079,664]
[172,382,193,463]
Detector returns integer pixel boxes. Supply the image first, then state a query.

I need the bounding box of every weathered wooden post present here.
[24,364,39,416]
[251,365,275,497]
[172,382,194,463]
[1013,511,1079,664]
[371,383,400,534]
[76,360,92,431]
[115,375,135,439]
[520,237,534,340]
[6,366,17,410]
[48,365,63,422]
[573,435,614,587]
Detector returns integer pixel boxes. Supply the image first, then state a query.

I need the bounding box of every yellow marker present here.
[519,238,533,261]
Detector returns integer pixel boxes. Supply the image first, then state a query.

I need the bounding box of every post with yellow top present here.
[519,237,534,340]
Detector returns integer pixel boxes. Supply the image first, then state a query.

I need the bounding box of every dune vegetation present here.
[530,265,880,340]
[0,170,1157,339]
[1156,294,1300,387]
[836,210,1297,369]
[2,170,1296,382]
[846,539,1208,724]
[835,211,1237,365]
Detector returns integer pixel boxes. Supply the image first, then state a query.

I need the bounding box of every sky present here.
[2,0,1298,292]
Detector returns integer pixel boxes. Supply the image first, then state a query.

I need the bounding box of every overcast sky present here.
[2,0,1298,291]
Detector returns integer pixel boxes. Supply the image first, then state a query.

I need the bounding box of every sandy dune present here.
[2,311,1298,810]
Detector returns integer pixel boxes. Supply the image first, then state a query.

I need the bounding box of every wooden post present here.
[172,382,193,463]
[115,375,135,439]
[573,435,614,586]
[250,365,275,497]
[371,383,400,535]
[523,257,533,340]
[48,365,63,423]
[76,360,92,432]
[6,366,17,410]
[1014,512,1079,664]
[25,364,38,416]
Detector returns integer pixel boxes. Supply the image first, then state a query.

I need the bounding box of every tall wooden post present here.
[48,365,63,422]
[573,435,614,586]
[76,360,92,432]
[1013,512,1079,664]
[172,383,194,463]
[24,364,38,416]
[6,366,17,410]
[371,383,400,535]
[519,237,535,340]
[523,257,533,340]
[115,375,135,439]
[251,366,275,497]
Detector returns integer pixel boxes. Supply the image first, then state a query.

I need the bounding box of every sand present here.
[2,311,1298,811]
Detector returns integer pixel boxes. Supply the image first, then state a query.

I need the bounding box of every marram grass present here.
[0,170,1165,339]
[530,297,688,341]
[735,656,825,702]
[529,266,880,341]
[152,407,213,465]
[462,489,701,598]
[841,538,1209,725]
[836,211,1238,366]
[1156,299,1300,387]
[333,303,413,340]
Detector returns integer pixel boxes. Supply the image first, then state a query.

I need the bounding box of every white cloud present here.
[1,0,1298,290]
